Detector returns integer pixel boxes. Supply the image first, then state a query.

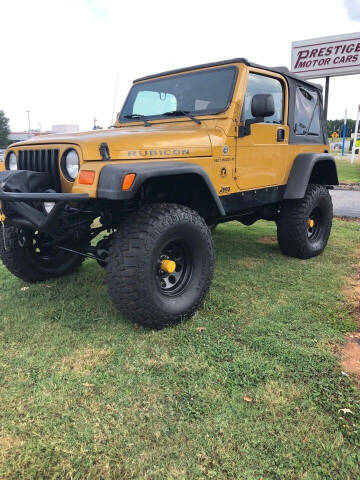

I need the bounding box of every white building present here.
[8,132,34,143]
[52,124,79,134]
[8,124,80,145]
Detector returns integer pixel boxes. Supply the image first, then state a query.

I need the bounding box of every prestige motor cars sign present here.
[291,32,360,79]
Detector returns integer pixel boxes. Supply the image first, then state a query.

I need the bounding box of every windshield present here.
[119,66,237,122]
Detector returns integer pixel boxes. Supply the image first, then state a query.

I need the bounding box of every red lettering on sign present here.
[293,37,360,73]
[294,49,309,68]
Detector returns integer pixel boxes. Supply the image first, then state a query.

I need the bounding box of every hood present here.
[12,123,212,161]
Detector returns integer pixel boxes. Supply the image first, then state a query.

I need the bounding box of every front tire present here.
[277,184,333,259]
[208,223,218,233]
[0,225,85,282]
[106,203,214,328]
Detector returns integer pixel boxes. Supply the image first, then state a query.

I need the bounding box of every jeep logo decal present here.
[128,149,190,157]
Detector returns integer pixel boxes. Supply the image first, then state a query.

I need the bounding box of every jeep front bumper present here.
[0,170,89,232]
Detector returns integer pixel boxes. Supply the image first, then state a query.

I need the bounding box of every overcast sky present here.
[1,0,360,132]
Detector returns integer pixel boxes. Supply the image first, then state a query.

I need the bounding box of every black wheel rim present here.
[307,207,323,242]
[156,239,193,296]
[19,229,64,266]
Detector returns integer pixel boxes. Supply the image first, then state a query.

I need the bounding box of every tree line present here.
[326,119,357,139]
[0,110,10,149]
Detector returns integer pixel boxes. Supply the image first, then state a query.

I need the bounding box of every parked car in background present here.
[355,139,360,155]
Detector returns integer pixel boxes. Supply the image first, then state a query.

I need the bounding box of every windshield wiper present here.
[123,114,151,127]
[162,110,201,125]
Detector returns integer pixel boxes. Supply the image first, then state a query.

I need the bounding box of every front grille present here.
[18,149,60,190]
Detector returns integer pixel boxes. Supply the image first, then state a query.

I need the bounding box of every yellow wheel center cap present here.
[160,259,176,273]
[308,219,315,228]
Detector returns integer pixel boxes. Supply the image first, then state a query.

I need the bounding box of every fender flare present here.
[97,161,226,216]
[283,153,338,200]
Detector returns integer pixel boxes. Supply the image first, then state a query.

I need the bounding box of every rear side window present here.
[241,73,284,124]
[294,87,321,136]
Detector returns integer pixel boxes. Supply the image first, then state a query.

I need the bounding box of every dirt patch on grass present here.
[60,347,111,374]
[334,216,360,223]
[257,236,277,245]
[258,381,302,408]
[341,333,360,376]
[0,434,23,461]
[342,250,360,377]
[336,182,360,191]
[343,250,360,311]
[236,257,265,269]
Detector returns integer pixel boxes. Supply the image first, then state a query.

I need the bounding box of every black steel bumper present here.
[0,188,89,231]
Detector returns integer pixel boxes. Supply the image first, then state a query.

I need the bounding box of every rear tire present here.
[0,225,85,282]
[106,203,214,328]
[277,184,333,259]
[208,223,218,233]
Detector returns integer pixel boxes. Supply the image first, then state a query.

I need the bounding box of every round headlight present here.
[62,149,79,181]
[7,152,18,170]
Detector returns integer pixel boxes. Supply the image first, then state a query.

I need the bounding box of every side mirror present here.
[239,94,275,137]
[251,94,275,118]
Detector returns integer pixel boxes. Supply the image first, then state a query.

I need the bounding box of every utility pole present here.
[351,104,360,164]
[341,108,347,158]
[26,110,31,133]
[324,77,330,121]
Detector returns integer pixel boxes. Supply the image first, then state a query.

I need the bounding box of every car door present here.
[235,70,289,191]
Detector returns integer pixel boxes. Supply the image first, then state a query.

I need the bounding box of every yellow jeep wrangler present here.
[0,58,338,328]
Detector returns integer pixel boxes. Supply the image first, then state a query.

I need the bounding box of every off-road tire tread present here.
[106,203,214,328]
[277,184,332,259]
[0,224,85,282]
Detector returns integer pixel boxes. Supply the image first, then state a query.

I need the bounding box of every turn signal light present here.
[122,173,136,190]
[78,170,95,185]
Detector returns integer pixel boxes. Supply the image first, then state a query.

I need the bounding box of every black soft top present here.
[134,58,327,146]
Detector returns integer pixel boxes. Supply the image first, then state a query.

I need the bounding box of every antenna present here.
[111,72,119,125]
[26,110,31,132]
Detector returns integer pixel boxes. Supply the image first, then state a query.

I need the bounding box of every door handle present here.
[277,128,285,142]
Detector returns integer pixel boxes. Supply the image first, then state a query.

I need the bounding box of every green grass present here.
[335,157,360,183]
[1,220,360,479]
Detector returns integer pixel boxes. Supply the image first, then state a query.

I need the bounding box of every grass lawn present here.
[335,157,360,183]
[1,220,360,479]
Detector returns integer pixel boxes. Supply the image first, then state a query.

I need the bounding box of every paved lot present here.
[331,189,360,218]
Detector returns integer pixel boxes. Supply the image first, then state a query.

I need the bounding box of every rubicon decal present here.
[128,148,190,157]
